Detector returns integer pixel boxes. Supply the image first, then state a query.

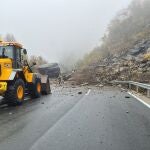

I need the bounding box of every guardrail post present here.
[136,86,139,93]
[147,90,150,98]
[129,83,131,90]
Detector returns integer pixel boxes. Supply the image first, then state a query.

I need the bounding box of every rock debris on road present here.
[0,86,149,150]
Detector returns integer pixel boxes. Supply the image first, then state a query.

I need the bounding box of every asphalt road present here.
[0,85,149,150]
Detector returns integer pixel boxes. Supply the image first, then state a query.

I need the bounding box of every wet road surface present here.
[0,86,149,150]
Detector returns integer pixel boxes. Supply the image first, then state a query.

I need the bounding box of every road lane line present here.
[128,92,150,109]
[30,91,91,150]
[85,89,91,96]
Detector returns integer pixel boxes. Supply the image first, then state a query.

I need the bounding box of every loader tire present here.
[30,78,41,98]
[5,79,25,106]
[41,79,51,95]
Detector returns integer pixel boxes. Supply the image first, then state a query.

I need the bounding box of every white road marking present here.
[128,92,150,109]
[85,89,91,96]
[121,88,126,91]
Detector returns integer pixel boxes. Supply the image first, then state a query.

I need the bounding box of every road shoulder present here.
[128,91,150,108]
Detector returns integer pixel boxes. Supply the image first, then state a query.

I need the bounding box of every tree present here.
[4,34,16,42]
[78,0,150,68]
[29,55,48,66]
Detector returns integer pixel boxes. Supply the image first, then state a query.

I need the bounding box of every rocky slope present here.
[71,39,150,85]
[71,0,150,85]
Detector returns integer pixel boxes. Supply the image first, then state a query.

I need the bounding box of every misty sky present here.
[0,0,131,63]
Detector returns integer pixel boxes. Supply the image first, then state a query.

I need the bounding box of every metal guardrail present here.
[112,81,150,98]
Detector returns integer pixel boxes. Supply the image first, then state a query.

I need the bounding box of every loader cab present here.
[0,42,25,69]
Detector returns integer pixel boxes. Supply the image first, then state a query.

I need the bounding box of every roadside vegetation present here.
[78,0,150,68]
[71,0,150,84]
[29,55,47,66]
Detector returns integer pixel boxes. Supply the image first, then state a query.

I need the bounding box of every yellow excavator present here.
[0,39,51,105]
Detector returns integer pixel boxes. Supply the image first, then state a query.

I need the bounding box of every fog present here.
[0,0,131,65]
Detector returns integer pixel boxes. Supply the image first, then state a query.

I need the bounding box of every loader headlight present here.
[4,63,12,68]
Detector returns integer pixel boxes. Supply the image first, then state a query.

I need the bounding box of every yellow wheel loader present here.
[0,40,51,105]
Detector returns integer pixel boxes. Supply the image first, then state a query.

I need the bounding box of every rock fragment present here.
[125,96,130,98]
[78,91,82,94]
